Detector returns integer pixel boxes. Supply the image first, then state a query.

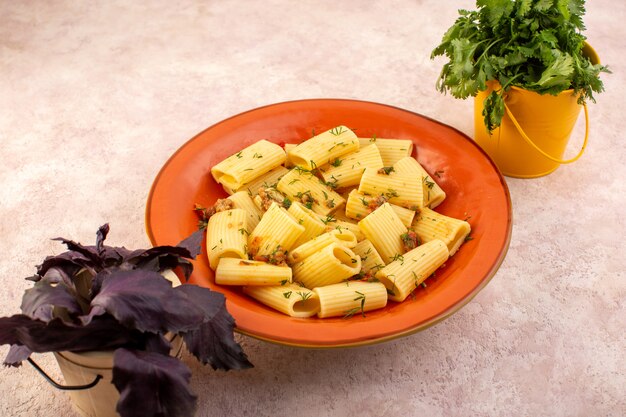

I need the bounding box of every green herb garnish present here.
[431,0,610,132]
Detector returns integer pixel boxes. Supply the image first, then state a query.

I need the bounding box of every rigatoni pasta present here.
[206,209,249,270]
[358,137,413,166]
[393,156,446,209]
[319,144,384,189]
[243,283,320,318]
[211,140,286,190]
[375,239,449,302]
[288,229,357,264]
[287,202,327,248]
[235,165,289,197]
[314,281,388,318]
[215,258,292,286]
[248,202,305,257]
[292,243,361,289]
[357,202,408,264]
[345,189,416,226]
[276,168,345,216]
[358,168,423,210]
[411,207,471,256]
[200,129,471,320]
[351,239,385,277]
[227,191,263,230]
[288,126,359,170]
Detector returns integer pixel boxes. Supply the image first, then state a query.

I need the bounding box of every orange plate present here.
[145,99,512,348]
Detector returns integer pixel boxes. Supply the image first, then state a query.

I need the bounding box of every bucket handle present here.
[504,102,589,164]
[28,357,103,391]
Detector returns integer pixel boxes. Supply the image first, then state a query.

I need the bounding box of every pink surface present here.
[1,1,624,416]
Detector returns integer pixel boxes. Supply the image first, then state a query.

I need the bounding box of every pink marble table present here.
[1,1,624,416]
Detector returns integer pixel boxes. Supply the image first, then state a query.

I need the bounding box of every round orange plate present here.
[146,99,512,348]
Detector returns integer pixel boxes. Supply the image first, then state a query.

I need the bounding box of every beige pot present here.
[53,335,184,417]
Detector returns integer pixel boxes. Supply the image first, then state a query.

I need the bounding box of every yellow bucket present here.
[474,43,600,178]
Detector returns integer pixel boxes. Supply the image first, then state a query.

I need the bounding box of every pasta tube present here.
[319,144,384,189]
[243,283,320,318]
[411,207,471,256]
[292,243,361,289]
[393,156,446,209]
[287,202,327,248]
[248,202,305,257]
[313,281,388,318]
[276,168,345,216]
[288,126,359,170]
[351,239,385,277]
[211,140,286,190]
[288,229,357,264]
[357,202,408,264]
[358,137,413,166]
[321,219,366,242]
[234,165,289,197]
[345,189,416,226]
[375,239,449,302]
[206,209,249,270]
[215,258,292,286]
[227,191,263,230]
[283,143,297,168]
[358,168,422,210]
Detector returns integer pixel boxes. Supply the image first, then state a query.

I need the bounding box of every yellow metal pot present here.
[473,43,600,178]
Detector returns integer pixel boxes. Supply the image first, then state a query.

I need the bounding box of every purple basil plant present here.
[0,224,252,417]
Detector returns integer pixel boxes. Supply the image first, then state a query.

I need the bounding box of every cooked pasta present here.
[345,189,416,226]
[202,124,465,319]
[287,126,359,170]
[375,239,449,302]
[357,202,408,264]
[243,283,320,318]
[276,168,345,216]
[206,209,249,270]
[227,191,263,230]
[358,137,413,166]
[211,140,286,190]
[358,168,422,210]
[313,281,388,318]
[248,202,305,257]
[287,202,327,248]
[319,144,384,189]
[393,156,446,209]
[411,207,471,256]
[351,239,385,277]
[292,243,361,289]
[288,229,357,264]
[215,258,292,286]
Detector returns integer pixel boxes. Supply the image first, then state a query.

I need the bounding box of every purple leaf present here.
[112,348,197,417]
[20,280,83,322]
[95,223,110,256]
[176,285,253,371]
[175,229,204,259]
[87,270,205,334]
[36,251,97,278]
[1,315,143,364]
[4,345,32,367]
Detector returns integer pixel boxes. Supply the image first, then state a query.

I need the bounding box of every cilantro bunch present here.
[431,0,610,131]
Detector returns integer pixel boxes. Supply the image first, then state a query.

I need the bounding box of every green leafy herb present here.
[283,291,292,299]
[296,291,312,301]
[329,126,346,136]
[343,291,366,318]
[330,158,342,167]
[431,0,610,132]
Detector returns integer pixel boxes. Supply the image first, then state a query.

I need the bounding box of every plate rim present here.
[145,97,513,348]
